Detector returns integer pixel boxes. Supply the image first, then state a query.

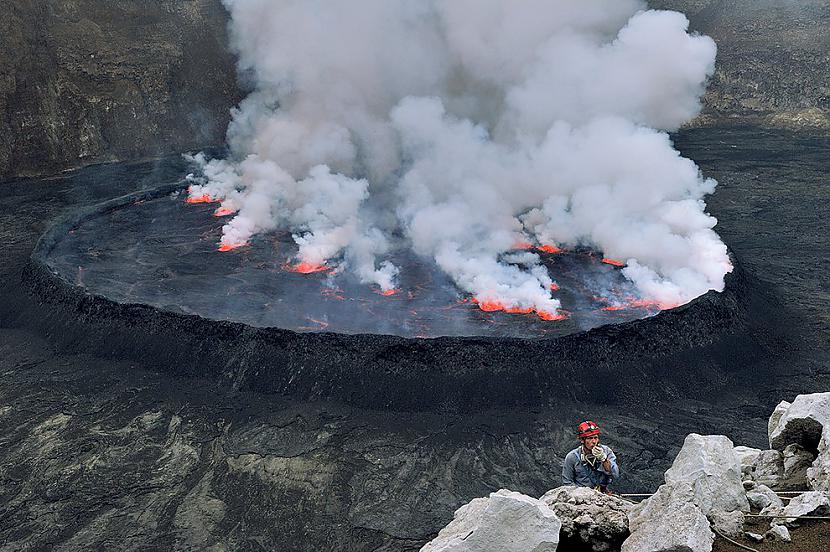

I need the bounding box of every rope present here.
[745,514,830,520]
[621,491,811,497]
[712,528,759,552]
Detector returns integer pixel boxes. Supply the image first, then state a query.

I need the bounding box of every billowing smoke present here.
[187,0,731,318]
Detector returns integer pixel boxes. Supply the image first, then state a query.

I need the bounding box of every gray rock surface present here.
[733,446,762,477]
[664,434,749,515]
[745,531,764,543]
[768,401,792,446]
[540,486,631,552]
[708,510,744,539]
[623,483,714,552]
[768,392,830,491]
[752,450,784,488]
[808,431,830,491]
[780,444,815,491]
[777,491,830,527]
[420,490,560,552]
[765,524,791,542]
[746,484,783,511]
[769,392,830,452]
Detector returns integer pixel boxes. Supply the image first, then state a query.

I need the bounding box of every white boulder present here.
[733,446,762,477]
[765,524,791,542]
[768,392,830,491]
[776,490,830,527]
[808,432,830,490]
[769,393,830,451]
[745,531,764,542]
[623,483,713,552]
[540,486,631,552]
[708,510,744,539]
[768,400,791,445]
[746,484,783,511]
[664,434,749,515]
[420,489,561,552]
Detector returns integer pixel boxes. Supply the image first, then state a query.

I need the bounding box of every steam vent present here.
[26,180,751,411]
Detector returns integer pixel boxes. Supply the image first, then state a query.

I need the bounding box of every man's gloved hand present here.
[592,446,608,462]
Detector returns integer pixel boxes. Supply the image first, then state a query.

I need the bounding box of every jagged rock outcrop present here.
[540,486,632,552]
[768,392,830,491]
[623,482,714,552]
[750,449,784,488]
[420,489,561,552]
[664,434,749,515]
[776,491,830,527]
[652,0,830,130]
[1,0,241,179]
[733,446,762,477]
[743,482,783,511]
[623,434,747,551]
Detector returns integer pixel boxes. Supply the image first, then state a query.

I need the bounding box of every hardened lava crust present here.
[24,181,769,411]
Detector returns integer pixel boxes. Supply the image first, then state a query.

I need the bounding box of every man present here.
[562,420,619,492]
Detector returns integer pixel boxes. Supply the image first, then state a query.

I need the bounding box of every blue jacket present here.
[561,444,619,488]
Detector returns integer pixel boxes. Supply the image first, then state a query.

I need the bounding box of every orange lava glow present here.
[549,282,560,292]
[186,194,218,204]
[472,297,566,321]
[537,310,569,321]
[217,243,244,252]
[213,207,236,217]
[601,258,625,267]
[537,244,563,254]
[375,288,399,296]
[512,241,533,250]
[285,262,330,274]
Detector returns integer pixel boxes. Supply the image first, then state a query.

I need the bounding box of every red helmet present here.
[577,420,600,438]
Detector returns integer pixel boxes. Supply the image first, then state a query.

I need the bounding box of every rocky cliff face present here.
[1,1,827,179]
[1,0,241,179]
[655,0,830,128]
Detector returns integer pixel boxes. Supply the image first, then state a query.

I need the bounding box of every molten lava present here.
[214,207,236,217]
[375,288,399,296]
[285,262,330,274]
[186,194,218,204]
[602,258,625,267]
[218,243,245,252]
[550,282,560,292]
[472,297,565,321]
[537,244,563,254]
[537,309,568,321]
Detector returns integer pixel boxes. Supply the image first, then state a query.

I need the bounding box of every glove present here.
[592,446,608,462]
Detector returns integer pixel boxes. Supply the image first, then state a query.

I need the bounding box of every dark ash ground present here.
[1,128,828,550]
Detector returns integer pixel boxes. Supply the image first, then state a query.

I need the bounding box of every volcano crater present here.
[25,180,755,410]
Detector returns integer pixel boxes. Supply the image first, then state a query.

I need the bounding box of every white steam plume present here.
[188,0,731,310]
